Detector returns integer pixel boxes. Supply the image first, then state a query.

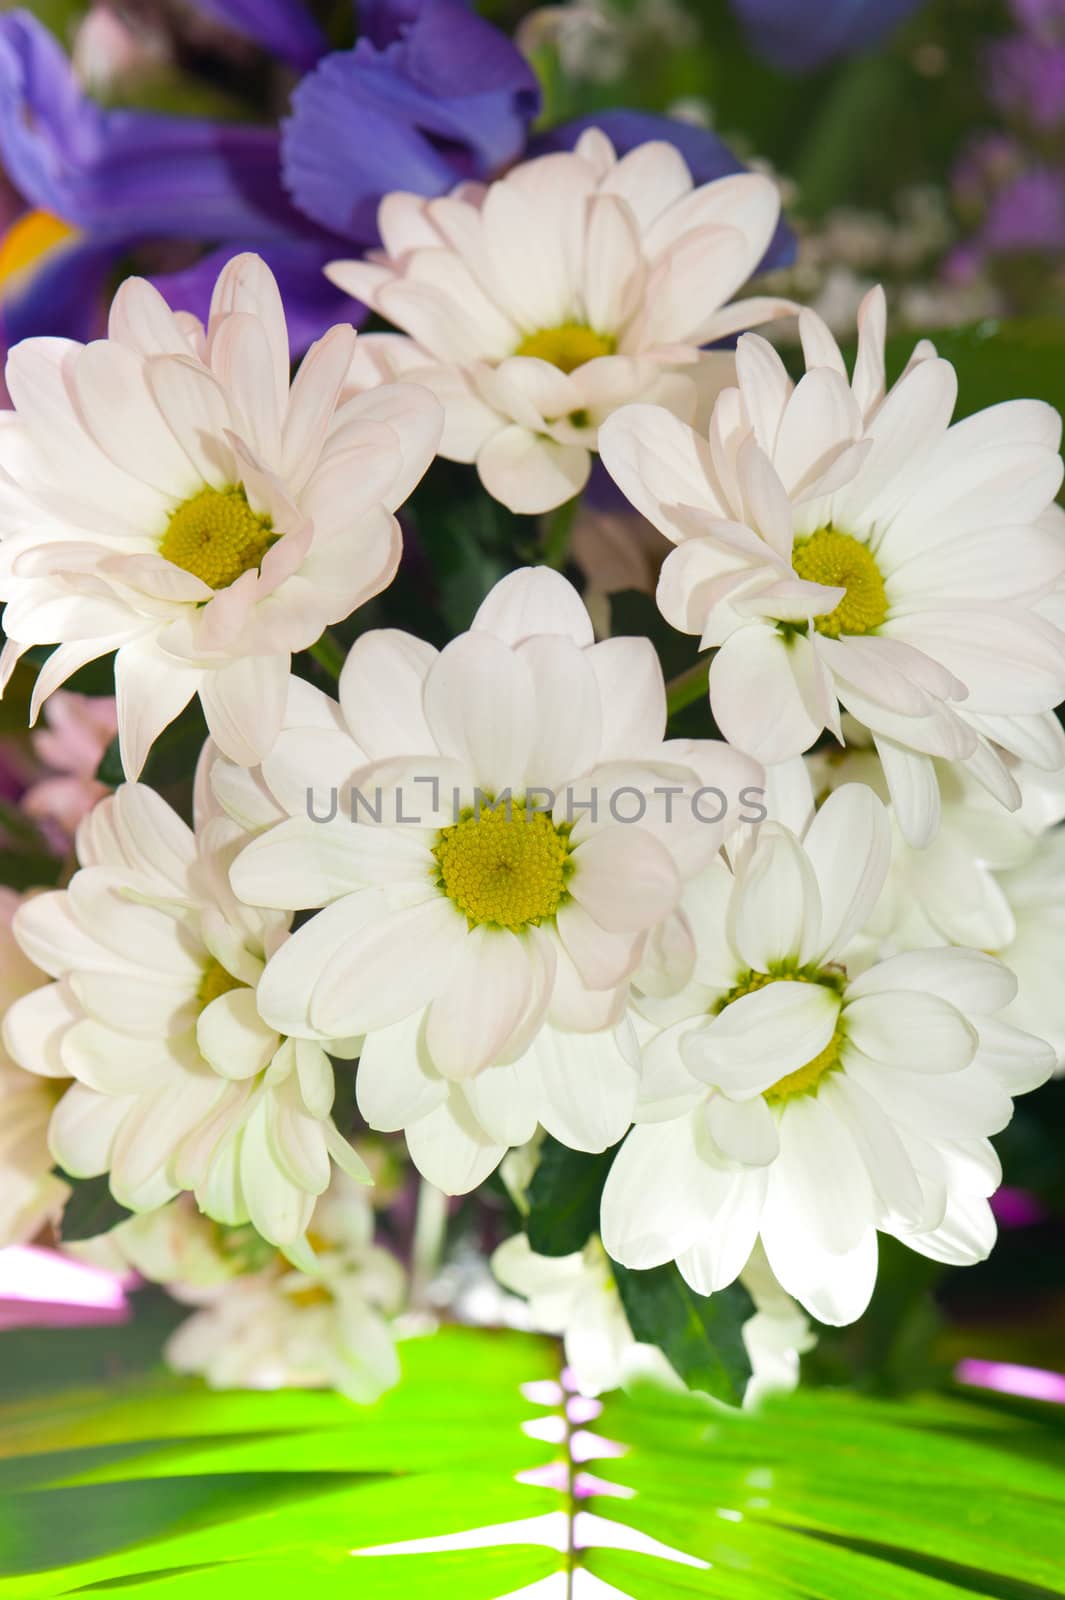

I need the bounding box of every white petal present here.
[729,821,821,969]
[587,636,667,757]
[403,1093,505,1194]
[570,825,680,933]
[199,654,289,769]
[675,1165,768,1293]
[802,783,890,960]
[683,981,840,1096]
[477,426,590,514]
[872,736,941,850]
[308,894,465,1039]
[197,988,280,1081]
[844,991,977,1074]
[114,640,201,781]
[704,1092,780,1166]
[425,927,534,1079]
[338,628,437,757]
[460,1058,539,1147]
[600,1114,733,1268]
[356,1009,447,1131]
[710,626,825,763]
[847,947,1017,1014]
[230,815,433,910]
[471,565,594,647]
[423,630,535,791]
[518,1023,638,1151]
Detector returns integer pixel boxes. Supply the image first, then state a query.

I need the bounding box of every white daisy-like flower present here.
[599,286,1065,847]
[225,567,762,1195]
[802,743,1065,1069]
[2,783,369,1248]
[325,128,792,514]
[600,785,1054,1325]
[491,1231,812,1402]
[0,888,68,1246]
[796,738,1065,953]
[0,253,442,778]
[89,1172,404,1404]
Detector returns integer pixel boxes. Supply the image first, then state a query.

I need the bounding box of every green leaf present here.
[613,1262,754,1405]
[1,1324,1065,1598]
[0,849,63,891]
[96,700,209,790]
[586,1383,1065,1599]
[57,1173,133,1242]
[524,1136,616,1256]
[0,1327,561,1598]
[884,318,1065,427]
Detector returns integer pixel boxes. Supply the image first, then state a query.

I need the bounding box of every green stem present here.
[563,1368,580,1598]
[307,628,346,681]
[409,1180,449,1310]
[541,496,580,571]
[665,656,710,720]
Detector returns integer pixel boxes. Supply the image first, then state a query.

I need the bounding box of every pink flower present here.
[22,691,118,841]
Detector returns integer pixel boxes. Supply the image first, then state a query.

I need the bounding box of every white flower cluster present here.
[1,130,1063,1397]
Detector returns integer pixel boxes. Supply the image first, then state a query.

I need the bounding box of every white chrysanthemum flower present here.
[2,783,369,1247]
[0,253,441,778]
[225,568,761,1195]
[325,128,792,513]
[492,1231,812,1402]
[493,1232,676,1397]
[600,785,1054,1325]
[87,1172,404,1404]
[795,738,1065,953]
[599,286,1065,847]
[0,888,68,1245]
[802,743,1065,1070]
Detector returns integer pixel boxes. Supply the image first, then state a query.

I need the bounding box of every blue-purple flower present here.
[730,0,925,72]
[0,1,795,359]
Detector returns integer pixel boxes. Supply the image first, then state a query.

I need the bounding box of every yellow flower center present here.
[791,527,888,638]
[515,323,616,373]
[197,957,244,1008]
[159,485,276,591]
[715,967,846,1106]
[433,802,572,929]
[763,1023,845,1104]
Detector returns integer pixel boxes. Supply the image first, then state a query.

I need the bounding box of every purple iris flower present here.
[0,9,341,352]
[280,0,540,239]
[730,0,925,73]
[0,1,795,359]
[182,0,329,73]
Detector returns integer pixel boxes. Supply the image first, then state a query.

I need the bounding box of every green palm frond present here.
[1,1317,1064,1599]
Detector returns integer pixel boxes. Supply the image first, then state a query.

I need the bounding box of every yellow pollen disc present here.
[515,322,616,373]
[197,957,244,1008]
[792,527,888,638]
[763,1024,844,1105]
[433,802,571,929]
[714,968,846,1106]
[288,1282,333,1308]
[159,485,276,591]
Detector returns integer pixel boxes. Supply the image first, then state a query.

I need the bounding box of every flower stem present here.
[541,496,580,570]
[409,1179,449,1309]
[665,656,710,720]
[307,628,346,681]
